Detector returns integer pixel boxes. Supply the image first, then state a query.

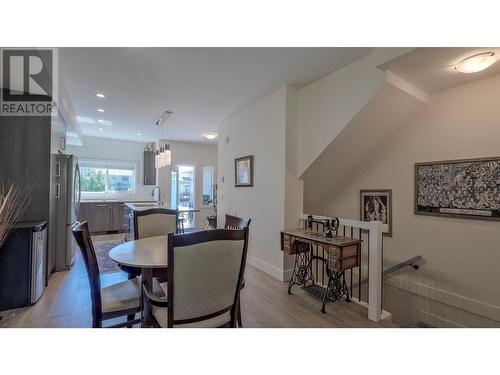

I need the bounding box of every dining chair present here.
[224,214,251,327]
[224,214,251,230]
[133,208,179,240]
[142,228,249,328]
[72,221,143,328]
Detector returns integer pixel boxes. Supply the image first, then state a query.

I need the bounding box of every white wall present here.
[217,87,288,279]
[67,136,154,201]
[297,48,411,177]
[317,74,500,326]
[157,140,218,229]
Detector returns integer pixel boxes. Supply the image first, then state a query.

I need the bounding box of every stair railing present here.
[300,214,387,322]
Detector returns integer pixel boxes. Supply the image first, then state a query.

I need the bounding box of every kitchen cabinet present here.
[143,150,156,185]
[78,202,126,234]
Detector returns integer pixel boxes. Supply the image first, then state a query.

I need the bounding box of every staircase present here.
[295,48,430,212]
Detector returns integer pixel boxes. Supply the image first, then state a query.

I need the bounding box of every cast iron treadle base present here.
[303,284,327,301]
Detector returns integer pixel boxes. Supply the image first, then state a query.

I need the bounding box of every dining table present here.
[109,235,168,326]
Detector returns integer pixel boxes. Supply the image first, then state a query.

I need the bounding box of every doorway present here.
[174,165,195,228]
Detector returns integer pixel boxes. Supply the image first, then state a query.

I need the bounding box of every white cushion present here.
[137,213,176,239]
[101,278,166,314]
[152,306,231,328]
[101,278,141,314]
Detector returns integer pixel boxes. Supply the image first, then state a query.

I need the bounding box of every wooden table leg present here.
[141,268,153,328]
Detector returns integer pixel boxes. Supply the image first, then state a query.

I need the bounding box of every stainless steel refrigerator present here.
[54,153,81,271]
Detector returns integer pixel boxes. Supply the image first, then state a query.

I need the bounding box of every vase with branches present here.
[0,179,33,249]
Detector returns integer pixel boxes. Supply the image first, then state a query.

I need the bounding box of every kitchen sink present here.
[132,203,160,207]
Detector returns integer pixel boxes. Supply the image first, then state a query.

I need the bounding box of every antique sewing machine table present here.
[280,228,362,313]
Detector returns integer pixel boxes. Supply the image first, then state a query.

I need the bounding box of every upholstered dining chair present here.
[72,221,143,328]
[142,228,249,328]
[224,214,251,327]
[133,208,179,240]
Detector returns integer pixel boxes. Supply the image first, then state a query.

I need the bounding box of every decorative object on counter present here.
[415,157,500,221]
[360,189,392,237]
[0,179,33,249]
[234,155,253,187]
[155,110,173,169]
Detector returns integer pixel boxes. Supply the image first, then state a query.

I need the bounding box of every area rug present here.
[93,240,123,274]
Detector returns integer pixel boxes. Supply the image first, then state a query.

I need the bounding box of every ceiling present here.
[378,47,500,94]
[59,48,372,144]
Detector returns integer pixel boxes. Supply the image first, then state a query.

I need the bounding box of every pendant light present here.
[154,110,173,168]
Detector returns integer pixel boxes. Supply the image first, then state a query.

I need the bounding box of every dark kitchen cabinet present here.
[143,150,156,185]
[78,202,128,234]
[78,202,110,233]
[110,203,125,231]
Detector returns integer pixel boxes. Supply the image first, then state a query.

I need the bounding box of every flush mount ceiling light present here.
[98,127,104,131]
[455,52,497,73]
[137,132,142,136]
[97,119,104,123]
[96,93,105,98]
[97,108,105,112]
[202,132,218,140]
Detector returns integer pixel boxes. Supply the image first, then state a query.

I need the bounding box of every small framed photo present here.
[234,155,253,187]
[360,189,392,237]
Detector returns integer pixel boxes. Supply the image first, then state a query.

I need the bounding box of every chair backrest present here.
[166,228,249,327]
[134,208,178,240]
[71,221,103,326]
[224,214,251,229]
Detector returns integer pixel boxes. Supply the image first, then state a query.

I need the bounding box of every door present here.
[170,168,178,209]
[177,165,195,228]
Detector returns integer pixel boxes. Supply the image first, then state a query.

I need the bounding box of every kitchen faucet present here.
[152,185,161,206]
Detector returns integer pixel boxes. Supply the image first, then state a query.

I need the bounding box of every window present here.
[80,161,136,193]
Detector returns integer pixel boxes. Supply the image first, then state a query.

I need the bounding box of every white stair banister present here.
[368,220,384,321]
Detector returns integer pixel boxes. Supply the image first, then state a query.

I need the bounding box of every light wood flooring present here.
[1,234,396,328]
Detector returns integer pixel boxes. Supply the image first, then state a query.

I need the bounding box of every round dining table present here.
[109,235,168,326]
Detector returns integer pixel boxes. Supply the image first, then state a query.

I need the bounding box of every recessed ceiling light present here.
[97,119,104,123]
[97,108,105,112]
[455,52,497,73]
[98,127,104,131]
[202,132,218,140]
[137,132,142,136]
[96,93,105,98]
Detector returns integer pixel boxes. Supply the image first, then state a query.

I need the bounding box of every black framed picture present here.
[360,189,392,237]
[234,155,253,187]
[415,157,500,221]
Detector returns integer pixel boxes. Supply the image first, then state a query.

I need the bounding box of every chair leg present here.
[237,300,243,327]
[127,312,136,326]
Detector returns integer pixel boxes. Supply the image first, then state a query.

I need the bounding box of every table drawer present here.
[327,244,359,272]
[328,255,358,272]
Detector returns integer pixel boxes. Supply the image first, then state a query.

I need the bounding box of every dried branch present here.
[0,178,33,249]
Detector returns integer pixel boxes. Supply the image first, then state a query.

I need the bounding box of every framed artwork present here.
[234,155,253,187]
[415,157,500,221]
[360,189,392,237]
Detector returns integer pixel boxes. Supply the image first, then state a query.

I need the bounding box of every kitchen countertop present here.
[124,202,171,211]
[81,199,157,204]
[124,202,201,213]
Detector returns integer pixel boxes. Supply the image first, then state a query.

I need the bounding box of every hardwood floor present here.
[0,234,396,328]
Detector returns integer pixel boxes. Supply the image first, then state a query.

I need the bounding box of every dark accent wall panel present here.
[0,115,51,222]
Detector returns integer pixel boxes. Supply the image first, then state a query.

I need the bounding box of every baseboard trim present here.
[246,255,286,281]
[386,274,500,323]
[420,310,465,328]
